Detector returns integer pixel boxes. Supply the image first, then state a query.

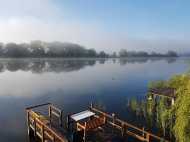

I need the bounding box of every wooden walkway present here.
[26,103,169,142]
[90,104,169,142]
[26,103,68,142]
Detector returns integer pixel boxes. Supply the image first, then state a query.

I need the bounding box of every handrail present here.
[35,117,65,141]
[90,106,169,142]
[26,103,51,110]
[28,109,66,142]
[50,104,62,114]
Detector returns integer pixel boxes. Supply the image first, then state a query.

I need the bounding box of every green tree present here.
[149,74,190,142]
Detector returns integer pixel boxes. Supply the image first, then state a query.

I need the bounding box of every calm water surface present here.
[0,57,189,142]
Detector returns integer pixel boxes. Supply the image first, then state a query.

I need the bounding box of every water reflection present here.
[126,96,175,141]
[0,57,178,73]
[0,59,96,73]
[119,57,177,65]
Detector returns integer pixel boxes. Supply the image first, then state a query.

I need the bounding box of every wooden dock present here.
[26,103,169,142]
[149,87,176,105]
[90,103,169,142]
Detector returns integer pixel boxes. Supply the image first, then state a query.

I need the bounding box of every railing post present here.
[125,125,128,138]
[49,105,52,125]
[42,125,45,142]
[112,113,115,124]
[90,102,93,109]
[34,118,36,137]
[103,113,106,123]
[67,115,70,131]
[142,127,145,137]
[27,111,30,135]
[53,135,56,142]
[112,113,116,132]
[121,122,125,137]
[27,111,34,140]
[146,133,150,142]
[59,110,63,127]
[83,122,87,142]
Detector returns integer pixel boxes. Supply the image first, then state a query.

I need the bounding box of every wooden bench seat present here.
[77,116,106,131]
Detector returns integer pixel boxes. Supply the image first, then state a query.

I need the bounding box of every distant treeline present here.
[0,41,178,58]
[118,49,178,58]
[0,41,108,58]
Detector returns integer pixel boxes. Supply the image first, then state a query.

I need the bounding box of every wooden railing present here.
[26,103,67,142]
[26,103,169,142]
[90,105,169,142]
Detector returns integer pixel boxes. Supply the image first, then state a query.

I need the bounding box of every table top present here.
[70,110,95,121]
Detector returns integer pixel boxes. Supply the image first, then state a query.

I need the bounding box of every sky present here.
[0,0,190,53]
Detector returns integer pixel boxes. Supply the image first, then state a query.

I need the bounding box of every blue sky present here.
[0,0,189,53]
[55,0,190,38]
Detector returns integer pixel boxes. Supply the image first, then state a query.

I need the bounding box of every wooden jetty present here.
[26,103,68,142]
[26,103,169,142]
[149,87,176,105]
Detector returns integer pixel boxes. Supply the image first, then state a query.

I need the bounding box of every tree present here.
[4,43,30,57]
[148,74,190,142]
[87,49,97,57]
[167,50,178,57]
[30,41,45,57]
[0,43,4,56]
[111,52,117,58]
[119,49,128,57]
[98,51,108,58]
[169,74,190,142]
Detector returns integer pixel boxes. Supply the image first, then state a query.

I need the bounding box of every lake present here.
[0,57,189,142]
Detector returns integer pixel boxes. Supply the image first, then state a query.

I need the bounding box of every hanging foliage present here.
[149,73,190,142]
